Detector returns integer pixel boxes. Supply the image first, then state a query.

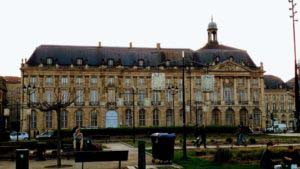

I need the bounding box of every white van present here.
[267,124,287,133]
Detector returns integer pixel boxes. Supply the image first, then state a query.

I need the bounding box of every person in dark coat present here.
[283,146,299,168]
[195,124,207,148]
[260,141,275,169]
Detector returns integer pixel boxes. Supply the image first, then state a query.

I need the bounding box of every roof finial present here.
[211,15,214,22]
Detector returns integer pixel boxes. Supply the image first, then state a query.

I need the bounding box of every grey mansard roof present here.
[264,75,287,89]
[27,45,193,67]
[26,43,258,69]
[194,42,257,68]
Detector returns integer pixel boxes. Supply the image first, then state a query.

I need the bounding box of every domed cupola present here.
[207,17,218,44]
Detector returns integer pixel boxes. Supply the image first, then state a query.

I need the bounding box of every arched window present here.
[211,109,221,125]
[45,111,52,129]
[153,109,159,126]
[90,111,97,127]
[253,109,261,127]
[166,109,173,126]
[60,111,68,128]
[225,108,234,125]
[239,108,248,126]
[139,109,145,126]
[125,109,132,127]
[31,110,37,129]
[75,110,83,127]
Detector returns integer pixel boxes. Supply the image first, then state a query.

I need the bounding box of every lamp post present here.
[4,108,10,130]
[182,51,187,160]
[288,0,300,132]
[23,83,36,139]
[26,108,31,139]
[167,85,178,126]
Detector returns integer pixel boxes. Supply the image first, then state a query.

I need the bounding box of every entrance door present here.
[105,111,118,128]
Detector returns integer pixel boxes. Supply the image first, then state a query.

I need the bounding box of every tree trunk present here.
[56,109,62,167]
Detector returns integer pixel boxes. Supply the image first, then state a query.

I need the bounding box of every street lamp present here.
[23,83,36,139]
[288,0,300,132]
[4,108,10,130]
[167,85,178,126]
[182,51,187,160]
[26,108,32,139]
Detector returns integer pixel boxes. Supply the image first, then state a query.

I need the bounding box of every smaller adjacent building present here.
[264,75,295,129]
[3,76,21,131]
[0,77,7,131]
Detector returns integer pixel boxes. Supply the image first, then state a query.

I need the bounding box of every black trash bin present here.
[16,149,29,169]
[150,133,176,163]
[36,142,46,161]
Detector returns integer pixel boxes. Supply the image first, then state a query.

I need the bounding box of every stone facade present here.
[264,75,295,129]
[20,20,267,133]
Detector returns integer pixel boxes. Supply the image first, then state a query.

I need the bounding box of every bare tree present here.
[33,89,76,167]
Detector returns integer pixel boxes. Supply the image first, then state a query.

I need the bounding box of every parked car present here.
[266,124,287,133]
[36,130,55,141]
[10,131,29,141]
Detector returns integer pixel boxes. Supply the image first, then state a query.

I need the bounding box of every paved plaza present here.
[0,143,153,169]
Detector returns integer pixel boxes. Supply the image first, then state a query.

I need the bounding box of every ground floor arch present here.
[105,110,118,128]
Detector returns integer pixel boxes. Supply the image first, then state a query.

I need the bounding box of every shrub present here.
[249,138,256,144]
[225,137,233,144]
[214,148,232,164]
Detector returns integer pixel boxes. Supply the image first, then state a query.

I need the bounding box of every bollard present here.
[16,149,29,169]
[138,141,146,169]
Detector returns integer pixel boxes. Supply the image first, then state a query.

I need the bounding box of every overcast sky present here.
[0,0,299,81]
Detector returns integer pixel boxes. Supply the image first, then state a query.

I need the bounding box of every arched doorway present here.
[166,109,173,126]
[105,110,118,128]
[225,108,235,126]
[239,108,248,126]
[211,108,221,125]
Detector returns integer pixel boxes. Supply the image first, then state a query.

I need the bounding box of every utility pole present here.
[182,51,187,160]
[288,0,300,132]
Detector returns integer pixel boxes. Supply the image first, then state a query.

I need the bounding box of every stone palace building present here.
[21,20,272,133]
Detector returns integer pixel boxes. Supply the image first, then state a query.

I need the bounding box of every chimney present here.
[129,42,132,48]
[98,42,101,47]
[156,43,161,50]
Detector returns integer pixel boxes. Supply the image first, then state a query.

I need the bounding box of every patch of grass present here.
[174,150,259,169]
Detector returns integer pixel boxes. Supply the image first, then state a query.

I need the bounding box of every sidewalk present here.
[0,143,153,169]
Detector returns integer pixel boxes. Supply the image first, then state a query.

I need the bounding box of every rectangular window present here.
[239,90,247,102]
[178,89,183,103]
[62,90,69,103]
[166,90,173,102]
[124,78,131,87]
[138,77,145,86]
[107,77,115,86]
[61,111,68,128]
[76,77,83,85]
[31,111,37,129]
[166,78,172,87]
[195,78,201,86]
[152,91,160,102]
[195,90,202,102]
[45,90,52,104]
[90,90,98,103]
[45,111,52,128]
[138,90,146,102]
[30,76,37,86]
[61,77,68,85]
[76,90,84,104]
[224,87,233,102]
[90,77,97,85]
[45,77,53,85]
[253,91,259,102]
[30,92,37,103]
[124,89,132,102]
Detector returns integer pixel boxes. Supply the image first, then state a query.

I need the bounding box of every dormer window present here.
[108,59,114,66]
[46,57,53,65]
[138,59,144,67]
[76,58,83,65]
